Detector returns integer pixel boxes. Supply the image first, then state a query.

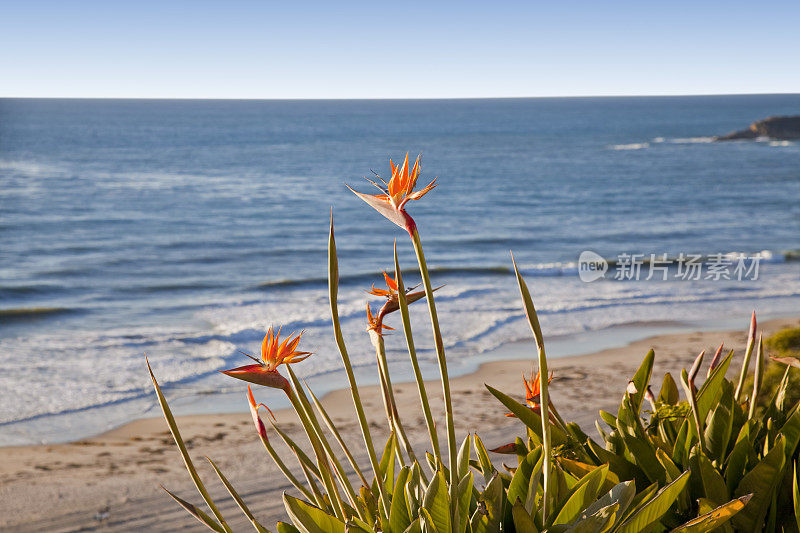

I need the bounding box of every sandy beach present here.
[2,316,798,532]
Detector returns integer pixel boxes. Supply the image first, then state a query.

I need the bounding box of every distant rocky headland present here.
[715,115,800,141]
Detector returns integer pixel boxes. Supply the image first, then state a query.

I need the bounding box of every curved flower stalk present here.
[366,303,397,429]
[364,271,427,470]
[350,154,459,524]
[392,242,441,460]
[365,267,428,435]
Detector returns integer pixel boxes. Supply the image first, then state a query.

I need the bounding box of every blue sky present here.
[2,0,798,98]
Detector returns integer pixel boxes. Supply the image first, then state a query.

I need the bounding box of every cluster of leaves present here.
[493,319,800,532]
[486,389,702,533]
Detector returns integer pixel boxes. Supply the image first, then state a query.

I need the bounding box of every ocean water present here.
[1,95,799,445]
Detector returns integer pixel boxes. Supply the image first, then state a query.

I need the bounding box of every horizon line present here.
[2,92,799,102]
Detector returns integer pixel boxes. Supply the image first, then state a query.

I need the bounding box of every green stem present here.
[286,368,363,518]
[410,227,458,522]
[371,330,422,472]
[255,422,317,502]
[305,385,370,488]
[374,346,396,428]
[394,242,441,460]
[269,420,322,482]
[285,386,347,521]
[329,219,391,518]
[292,447,327,510]
[511,255,552,522]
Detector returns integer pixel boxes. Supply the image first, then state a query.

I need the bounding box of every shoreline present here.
[2,316,798,531]
[5,309,799,448]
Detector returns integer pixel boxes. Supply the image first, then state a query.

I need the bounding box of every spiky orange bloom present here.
[220,326,311,390]
[524,370,554,410]
[505,370,554,417]
[366,303,395,336]
[367,270,400,298]
[367,270,427,316]
[347,153,436,234]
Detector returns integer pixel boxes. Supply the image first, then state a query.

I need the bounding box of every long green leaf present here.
[284,372,348,520]
[512,501,539,533]
[552,465,608,525]
[615,470,690,533]
[654,448,684,512]
[577,481,636,526]
[680,368,706,455]
[161,486,226,533]
[616,395,666,485]
[423,470,451,533]
[696,349,734,422]
[375,433,397,497]
[734,311,758,402]
[724,420,755,494]
[473,434,495,482]
[147,360,231,533]
[748,334,765,419]
[564,502,619,533]
[779,399,800,459]
[508,448,543,508]
[268,419,322,482]
[691,450,728,506]
[457,434,472,480]
[703,380,734,464]
[206,457,270,533]
[658,373,680,405]
[457,471,474,533]
[732,436,786,531]
[671,419,690,466]
[511,253,553,521]
[669,495,751,532]
[471,473,503,533]
[389,466,412,533]
[585,438,642,484]
[284,493,346,533]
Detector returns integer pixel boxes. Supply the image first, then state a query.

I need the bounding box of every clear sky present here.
[2,0,798,99]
